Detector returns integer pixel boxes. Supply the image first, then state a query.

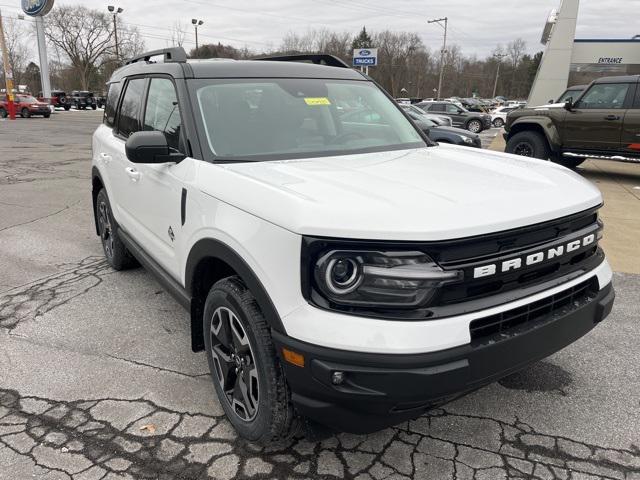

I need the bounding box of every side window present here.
[446,104,459,113]
[116,78,146,138]
[103,82,122,128]
[633,85,640,109]
[143,78,183,151]
[430,104,445,112]
[576,83,629,110]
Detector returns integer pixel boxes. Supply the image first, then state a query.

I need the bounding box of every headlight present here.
[312,249,462,309]
[461,136,475,144]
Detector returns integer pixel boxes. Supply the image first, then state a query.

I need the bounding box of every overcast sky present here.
[2,0,640,58]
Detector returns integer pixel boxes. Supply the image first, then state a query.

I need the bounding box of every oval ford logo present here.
[359,49,371,56]
[22,0,55,17]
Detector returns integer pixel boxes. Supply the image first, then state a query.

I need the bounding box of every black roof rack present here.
[252,53,350,69]
[126,47,187,65]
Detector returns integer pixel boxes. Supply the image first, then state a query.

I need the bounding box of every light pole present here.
[192,19,204,51]
[108,6,123,63]
[428,17,448,100]
[492,53,508,98]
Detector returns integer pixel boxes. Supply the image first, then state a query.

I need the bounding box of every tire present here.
[64,105,71,111]
[91,104,97,110]
[493,118,504,128]
[466,119,483,133]
[0,108,6,118]
[95,189,138,270]
[44,112,51,118]
[21,108,30,118]
[505,131,551,160]
[203,277,300,444]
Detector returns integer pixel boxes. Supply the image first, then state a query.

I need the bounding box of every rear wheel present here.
[204,277,300,444]
[466,119,483,133]
[506,131,550,159]
[96,189,138,270]
[21,108,30,118]
[493,118,504,128]
[44,113,51,118]
[0,108,6,118]
[91,104,97,110]
[64,105,71,111]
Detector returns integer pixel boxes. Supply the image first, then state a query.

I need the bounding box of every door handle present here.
[125,167,140,182]
[604,115,620,121]
[99,153,112,164]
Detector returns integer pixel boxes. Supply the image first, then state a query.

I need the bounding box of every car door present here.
[445,103,464,127]
[562,82,632,151]
[108,77,147,236]
[621,82,640,155]
[123,76,190,278]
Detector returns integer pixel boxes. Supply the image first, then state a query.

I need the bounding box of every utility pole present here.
[492,53,508,98]
[108,6,123,63]
[428,17,447,100]
[192,19,204,51]
[0,9,16,119]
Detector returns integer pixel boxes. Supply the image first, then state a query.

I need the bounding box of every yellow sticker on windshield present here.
[304,97,331,106]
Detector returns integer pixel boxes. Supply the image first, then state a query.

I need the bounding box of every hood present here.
[198,146,602,241]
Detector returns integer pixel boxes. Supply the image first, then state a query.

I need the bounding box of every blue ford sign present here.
[353,48,378,67]
[22,0,55,17]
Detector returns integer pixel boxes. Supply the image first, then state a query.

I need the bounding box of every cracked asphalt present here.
[1,111,639,480]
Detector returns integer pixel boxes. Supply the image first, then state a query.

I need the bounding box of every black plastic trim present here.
[185,238,287,334]
[181,188,187,226]
[118,227,191,310]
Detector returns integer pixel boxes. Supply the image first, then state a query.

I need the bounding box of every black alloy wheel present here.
[209,306,260,422]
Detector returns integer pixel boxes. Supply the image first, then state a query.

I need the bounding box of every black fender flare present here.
[91,166,104,236]
[185,238,287,351]
[509,117,562,152]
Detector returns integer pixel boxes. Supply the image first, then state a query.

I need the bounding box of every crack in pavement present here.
[0,388,637,480]
[0,199,82,233]
[0,256,111,331]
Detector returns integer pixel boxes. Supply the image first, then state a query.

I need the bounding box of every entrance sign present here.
[353,48,378,67]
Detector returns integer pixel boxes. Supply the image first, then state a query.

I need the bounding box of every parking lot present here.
[1,111,639,480]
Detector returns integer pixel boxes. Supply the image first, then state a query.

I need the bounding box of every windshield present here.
[557,88,582,103]
[191,78,426,161]
[18,96,37,104]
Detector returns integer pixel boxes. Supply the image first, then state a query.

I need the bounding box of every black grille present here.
[469,277,599,341]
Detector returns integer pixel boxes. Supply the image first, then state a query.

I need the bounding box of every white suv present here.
[92,48,615,443]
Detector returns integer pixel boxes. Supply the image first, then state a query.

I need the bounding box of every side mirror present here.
[548,99,555,104]
[564,98,573,111]
[125,131,185,164]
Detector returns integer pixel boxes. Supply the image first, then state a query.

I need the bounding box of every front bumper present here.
[274,281,614,434]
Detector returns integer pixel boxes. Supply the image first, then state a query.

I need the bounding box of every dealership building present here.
[528,0,640,106]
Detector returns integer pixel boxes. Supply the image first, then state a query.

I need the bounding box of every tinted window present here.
[117,78,146,137]
[104,82,122,128]
[633,85,640,108]
[429,104,445,112]
[143,78,182,151]
[446,104,460,113]
[576,83,629,109]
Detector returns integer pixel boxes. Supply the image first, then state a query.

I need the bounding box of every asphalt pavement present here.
[1,111,638,480]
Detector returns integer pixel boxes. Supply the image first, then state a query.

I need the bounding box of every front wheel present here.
[203,277,300,444]
[95,189,138,270]
[91,104,97,110]
[21,108,30,118]
[493,118,504,128]
[466,119,483,133]
[0,108,6,118]
[506,131,551,160]
[64,105,71,111]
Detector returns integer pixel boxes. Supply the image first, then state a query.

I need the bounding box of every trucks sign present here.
[353,48,378,67]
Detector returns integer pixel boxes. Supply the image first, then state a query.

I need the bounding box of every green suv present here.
[505,75,640,168]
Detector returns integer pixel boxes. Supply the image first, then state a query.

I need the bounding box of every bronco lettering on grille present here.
[473,234,596,279]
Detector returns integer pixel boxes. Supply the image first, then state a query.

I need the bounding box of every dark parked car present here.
[38,90,71,110]
[0,94,51,118]
[70,91,97,110]
[505,75,640,168]
[417,101,492,133]
[403,108,481,147]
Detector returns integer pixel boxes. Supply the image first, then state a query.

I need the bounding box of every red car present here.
[38,90,71,110]
[0,94,51,118]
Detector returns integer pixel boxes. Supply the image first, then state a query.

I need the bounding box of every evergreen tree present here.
[351,27,372,50]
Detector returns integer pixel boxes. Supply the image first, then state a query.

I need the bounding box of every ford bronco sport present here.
[505,75,640,168]
[92,47,615,443]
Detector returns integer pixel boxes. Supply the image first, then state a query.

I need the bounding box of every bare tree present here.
[0,17,29,88]
[171,20,187,48]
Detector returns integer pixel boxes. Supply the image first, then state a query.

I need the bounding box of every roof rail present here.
[252,53,350,69]
[126,47,187,65]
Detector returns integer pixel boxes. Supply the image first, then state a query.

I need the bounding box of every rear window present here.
[104,82,122,128]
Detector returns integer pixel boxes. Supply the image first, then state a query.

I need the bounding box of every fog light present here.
[332,371,345,385]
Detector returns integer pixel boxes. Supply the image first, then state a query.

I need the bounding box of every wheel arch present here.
[185,238,287,352]
[91,167,104,236]
[508,117,561,152]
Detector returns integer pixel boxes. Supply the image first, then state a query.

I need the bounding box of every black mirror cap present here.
[125,131,185,164]
[564,98,573,111]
